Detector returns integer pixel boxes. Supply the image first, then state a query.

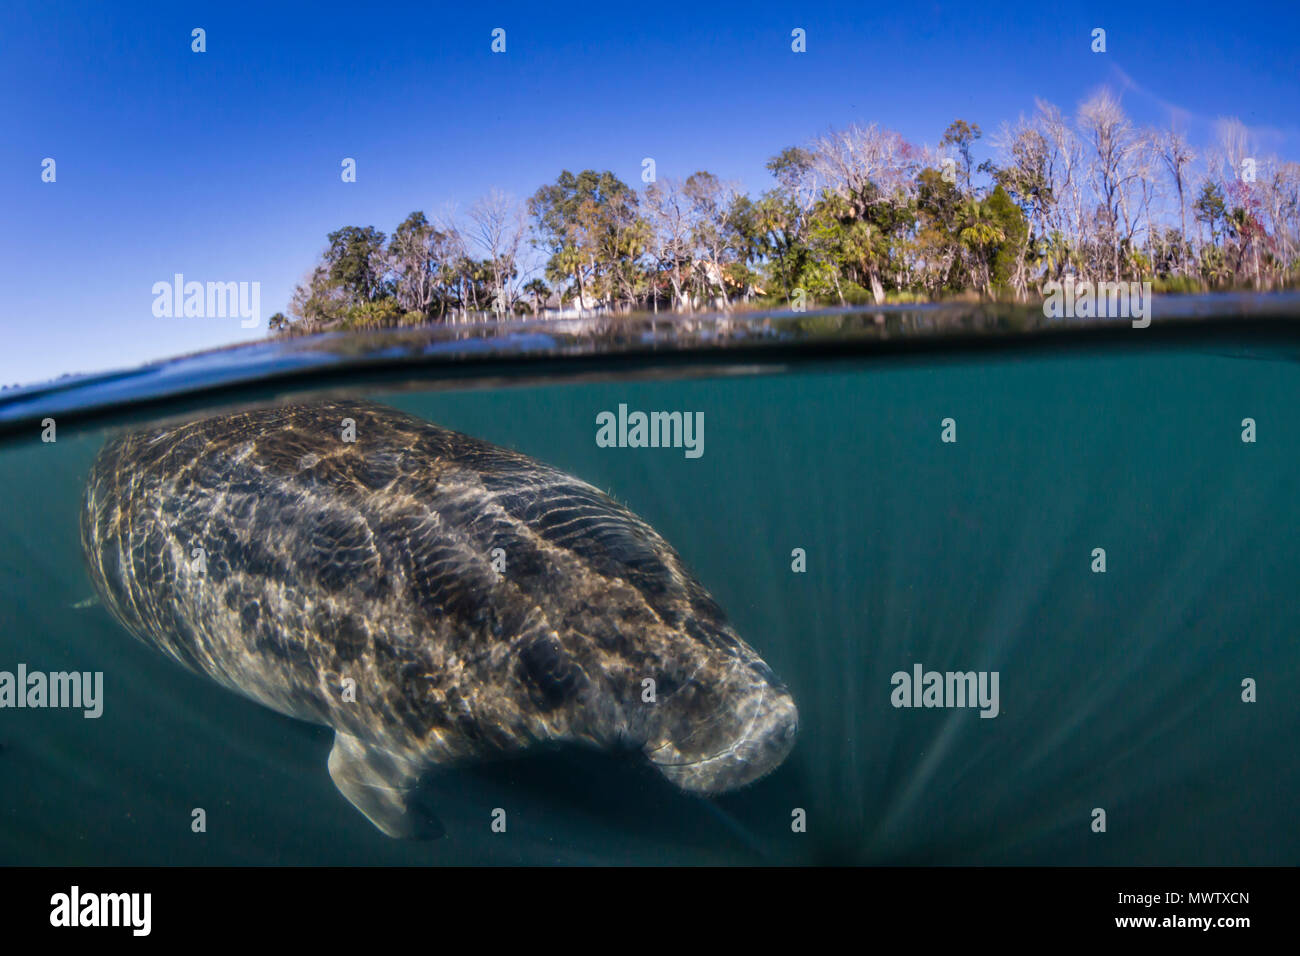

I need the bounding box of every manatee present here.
[80,400,797,836]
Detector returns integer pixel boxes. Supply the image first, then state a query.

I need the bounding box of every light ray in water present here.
[0,330,1297,863]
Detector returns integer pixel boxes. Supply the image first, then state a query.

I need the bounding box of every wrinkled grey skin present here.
[81,401,797,836]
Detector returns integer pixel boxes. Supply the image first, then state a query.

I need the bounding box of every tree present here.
[530,170,640,313]
[809,123,916,220]
[804,197,851,305]
[991,117,1054,249]
[1156,125,1197,275]
[388,211,453,318]
[983,185,1030,296]
[288,264,348,331]
[1260,161,1300,277]
[1031,98,1086,266]
[914,166,965,295]
[805,123,920,303]
[766,146,818,213]
[468,189,527,317]
[644,178,694,311]
[958,196,1006,296]
[522,278,550,317]
[683,171,738,311]
[725,193,768,303]
[1078,90,1140,278]
[1195,182,1227,247]
[274,90,1300,330]
[940,119,982,193]
[324,226,390,303]
[583,185,648,310]
[753,189,812,302]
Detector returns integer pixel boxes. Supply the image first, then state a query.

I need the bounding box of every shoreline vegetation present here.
[269,89,1300,336]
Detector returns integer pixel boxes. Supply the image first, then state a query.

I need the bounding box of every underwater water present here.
[0,329,1297,865]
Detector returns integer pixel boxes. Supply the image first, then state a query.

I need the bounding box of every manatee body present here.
[80,401,797,836]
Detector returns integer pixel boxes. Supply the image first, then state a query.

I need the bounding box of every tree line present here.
[271,88,1300,334]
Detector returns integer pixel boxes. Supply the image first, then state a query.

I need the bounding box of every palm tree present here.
[1039,230,1071,282]
[523,279,550,317]
[959,198,1005,296]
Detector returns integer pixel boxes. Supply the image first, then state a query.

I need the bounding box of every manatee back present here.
[78,401,734,755]
[80,403,528,736]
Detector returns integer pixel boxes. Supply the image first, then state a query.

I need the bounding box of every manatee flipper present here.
[327,732,444,839]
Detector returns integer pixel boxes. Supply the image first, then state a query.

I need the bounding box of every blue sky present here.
[2,0,1297,386]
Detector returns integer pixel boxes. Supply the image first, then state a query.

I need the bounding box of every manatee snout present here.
[642,667,798,794]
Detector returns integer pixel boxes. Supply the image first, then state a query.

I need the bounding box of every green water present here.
[0,346,1296,864]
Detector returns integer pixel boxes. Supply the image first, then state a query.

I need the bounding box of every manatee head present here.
[520,601,798,794]
[519,493,800,795]
[607,602,798,794]
[641,648,799,794]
